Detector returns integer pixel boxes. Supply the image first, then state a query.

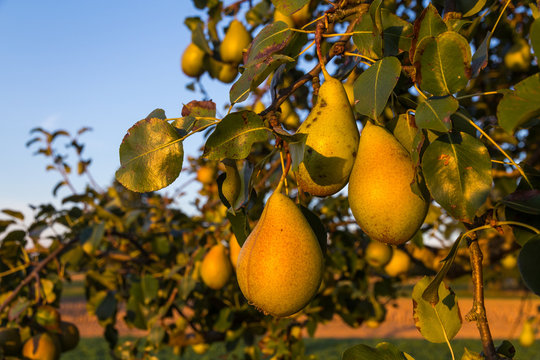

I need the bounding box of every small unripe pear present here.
[220,19,251,64]
[221,159,241,207]
[237,189,324,317]
[200,243,233,290]
[349,122,428,245]
[384,248,411,277]
[181,43,205,77]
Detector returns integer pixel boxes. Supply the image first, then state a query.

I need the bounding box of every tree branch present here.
[0,237,79,313]
[466,238,500,360]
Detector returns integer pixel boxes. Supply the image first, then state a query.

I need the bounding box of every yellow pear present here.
[349,121,428,245]
[196,165,215,185]
[295,68,359,196]
[181,43,205,78]
[22,333,61,360]
[236,188,324,317]
[384,248,411,277]
[200,243,233,290]
[221,159,241,207]
[253,100,266,113]
[280,100,300,130]
[229,234,241,269]
[274,9,295,28]
[220,19,251,64]
[343,72,357,107]
[519,319,536,347]
[501,253,517,270]
[206,57,238,83]
[365,241,392,268]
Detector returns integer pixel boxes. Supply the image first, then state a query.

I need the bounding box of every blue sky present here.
[0,1,234,217]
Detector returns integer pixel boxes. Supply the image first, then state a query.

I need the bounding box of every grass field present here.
[61,337,540,359]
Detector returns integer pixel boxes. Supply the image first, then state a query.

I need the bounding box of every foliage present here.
[1,0,540,359]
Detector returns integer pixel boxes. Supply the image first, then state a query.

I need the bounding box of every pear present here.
[206,57,238,83]
[200,243,233,290]
[295,68,359,196]
[504,39,531,72]
[349,121,428,245]
[253,100,265,114]
[519,319,536,347]
[181,43,206,78]
[236,189,324,317]
[229,234,241,269]
[273,9,295,28]
[221,159,241,207]
[365,241,392,268]
[220,19,251,64]
[384,248,411,277]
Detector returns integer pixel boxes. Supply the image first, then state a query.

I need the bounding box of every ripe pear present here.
[384,248,411,277]
[220,19,251,64]
[229,234,241,269]
[253,100,265,114]
[295,68,359,197]
[221,159,241,207]
[200,243,233,290]
[236,188,324,317]
[365,241,392,268]
[205,57,238,83]
[22,333,61,360]
[181,43,205,78]
[349,121,428,245]
[273,9,295,28]
[519,319,536,347]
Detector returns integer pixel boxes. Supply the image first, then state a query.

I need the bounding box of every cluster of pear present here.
[0,321,79,360]
[231,67,429,317]
[181,19,251,83]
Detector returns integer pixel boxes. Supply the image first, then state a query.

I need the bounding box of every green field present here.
[61,338,539,359]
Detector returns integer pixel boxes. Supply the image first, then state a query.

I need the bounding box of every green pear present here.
[295,68,359,196]
[181,43,206,78]
[349,121,428,245]
[200,243,233,290]
[221,159,241,207]
[236,188,324,317]
[220,19,251,64]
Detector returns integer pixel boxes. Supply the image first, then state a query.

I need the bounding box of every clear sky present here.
[0,1,234,218]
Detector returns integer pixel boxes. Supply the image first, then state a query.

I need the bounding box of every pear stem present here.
[276,151,292,195]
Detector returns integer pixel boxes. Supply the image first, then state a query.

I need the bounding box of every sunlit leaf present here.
[410,4,447,63]
[518,235,540,295]
[342,341,411,360]
[497,73,540,133]
[422,132,492,223]
[531,18,540,58]
[412,276,462,343]
[203,111,270,160]
[415,96,458,132]
[271,0,308,15]
[116,118,184,192]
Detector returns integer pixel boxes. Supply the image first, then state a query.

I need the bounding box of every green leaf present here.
[412,276,462,343]
[471,32,491,77]
[413,31,471,96]
[80,222,106,255]
[185,18,212,54]
[415,96,458,132]
[1,209,24,220]
[497,73,540,133]
[246,21,293,66]
[500,190,540,215]
[181,100,216,118]
[410,4,447,63]
[381,9,413,56]
[518,234,540,295]
[459,0,487,17]
[342,342,410,360]
[203,110,270,160]
[96,291,118,321]
[298,205,327,254]
[422,132,492,223]
[116,118,184,192]
[145,108,166,120]
[531,18,540,58]
[354,57,401,120]
[270,0,308,15]
[387,113,421,156]
[141,274,159,305]
[353,13,382,60]
[227,208,251,246]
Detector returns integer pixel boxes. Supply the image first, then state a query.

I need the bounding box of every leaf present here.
[354,57,401,120]
[381,9,413,56]
[141,274,159,305]
[145,108,166,120]
[388,114,421,156]
[246,21,293,66]
[185,18,212,54]
[203,111,270,160]
[410,4,447,63]
[287,133,307,172]
[80,222,106,255]
[1,209,24,220]
[298,205,327,254]
[227,208,251,246]
[342,342,410,360]
[500,190,540,215]
[459,0,487,17]
[353,13,382,60]
[531,18,540,58]
[96,291,118,321]
[413,31,471,96]
[422,132,492,223]
[518,234,540,295]
[415,96,458,132]
[471,32,490,77]
[181,100,216,118]
[270,0,308,15]
[116,118,184,192]
[412,276,462,343]
[497,73,540,133]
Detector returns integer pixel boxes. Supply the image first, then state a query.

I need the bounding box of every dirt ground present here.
[59,297,540,339]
